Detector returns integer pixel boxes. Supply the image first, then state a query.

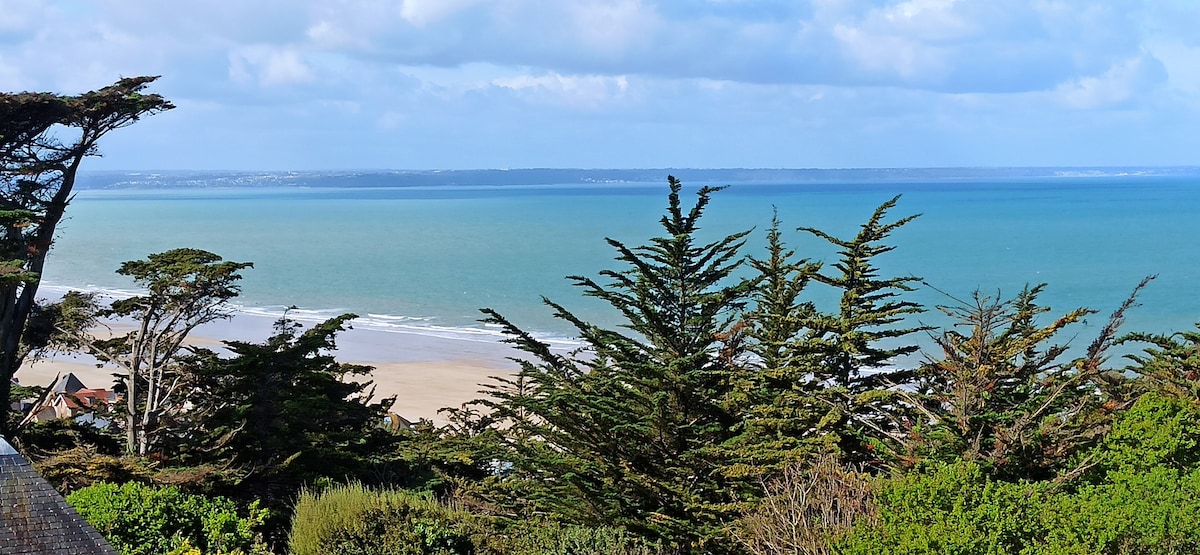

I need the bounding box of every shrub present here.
[33,447,153,495]
[1032,393,1200,554]
[496,521,663,555]
[833,401,1200,555]
[835,461,1048,555]
[1095,392,1200,474]
[734,453,877,555]
[289,482,477,555]
[1039,467,1200,554]
[66,481,269,555]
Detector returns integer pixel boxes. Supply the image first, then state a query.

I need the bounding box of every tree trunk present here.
[0,157,85,438]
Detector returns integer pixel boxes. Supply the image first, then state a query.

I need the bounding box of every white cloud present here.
[1054,53,1167,109]
[0,56,27,90]
[0,0,47,34]
[229,45,315,87]
[1146,40,1200,95]
[377,110,406,129]
[2,0,1198,170]
[399,0,484,26]
[880,0,974,41]
[491,72,630,108]
[562,0,660,56]
[833,23,933,80]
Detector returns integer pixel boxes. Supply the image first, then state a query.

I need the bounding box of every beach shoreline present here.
[13,310,528,426]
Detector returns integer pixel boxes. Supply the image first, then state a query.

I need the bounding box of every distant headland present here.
[76,166,1200,190]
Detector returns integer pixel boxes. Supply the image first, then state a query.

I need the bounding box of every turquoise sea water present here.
[42,173,1200,357]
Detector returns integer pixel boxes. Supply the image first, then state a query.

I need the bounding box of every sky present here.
[1,0,1198,170]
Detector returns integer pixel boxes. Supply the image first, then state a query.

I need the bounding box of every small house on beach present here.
[20,373,115,428]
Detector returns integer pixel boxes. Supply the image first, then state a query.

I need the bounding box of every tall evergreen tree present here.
[894,278,1151,479]
[900,286,1092,475]
[0,78,172,438]
[64,248,252,455]
[477,177,753,553]
[799,195,929,462]
[724,213,829,478]
[179,314,395,544]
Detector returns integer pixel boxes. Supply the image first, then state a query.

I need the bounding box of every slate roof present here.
[50,373,86,394]
[0,438,117,554]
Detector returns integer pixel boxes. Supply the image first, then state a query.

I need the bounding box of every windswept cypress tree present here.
[799,195,929,462]
[478,176,753,553]
[0,78,172,438]
[898,285,1094,475]
[727,198,928,472]
[723,213,829,477]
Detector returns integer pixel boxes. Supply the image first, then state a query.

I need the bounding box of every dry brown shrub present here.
[31,446,153,495]
[734,453,878,555]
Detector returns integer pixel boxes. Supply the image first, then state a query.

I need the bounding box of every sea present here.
[39,167,1200,361]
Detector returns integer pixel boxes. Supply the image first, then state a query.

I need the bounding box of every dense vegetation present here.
[5,81,1200,554]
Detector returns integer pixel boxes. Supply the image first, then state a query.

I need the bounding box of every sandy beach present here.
[13,312,530,426]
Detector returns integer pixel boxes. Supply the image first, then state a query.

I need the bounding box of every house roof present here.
[72,389,115,405]
[51,373,86,394]
[0,437,118,554]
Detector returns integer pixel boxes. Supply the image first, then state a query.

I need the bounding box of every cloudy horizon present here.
[3,0,1197,170]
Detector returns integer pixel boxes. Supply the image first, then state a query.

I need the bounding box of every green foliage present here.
[67,481,268,555]
[18,417,123,457]
[181,315,395,518]
[476,177,753,552]
[1033,393,1200,554]
[797,195,929,463]
[497,521,663,555]
[1095,392,1200,475]
[836,461,1049,555]
[19,290,102,360]
[290,483,663,555]
[894,279,1151,479]
[289,483,476,555]
[726,213,831,476]
[1123,321,1200,399]
[71,248,253,455]
[105,249,251,320]
[165,538,260,555]
[801,195,926,388]
[1039,467,1200,554]
[900,286,1093,475]
[837,392,1200,555]
[0,77,172,438]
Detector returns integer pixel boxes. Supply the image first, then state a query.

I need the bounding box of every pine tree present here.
[799,195,929,463]
[183,315,393,488]
[723,212,830,478]
[0,77,172,438]
[477,176,753,553]
[901,286,1092,475]
[894,278,1151,479]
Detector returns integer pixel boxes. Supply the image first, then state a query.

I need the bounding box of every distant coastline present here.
[75,166,1200,190]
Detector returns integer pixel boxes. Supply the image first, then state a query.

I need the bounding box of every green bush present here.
[289,483,477,555]
[836,461,1049,555]
[66,481,268,555]
[496,521,662,555]
[1033,393,1200,554]
[1096,393,1200,474]
[1039,467,1200,554]
[835,397,1200,555]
